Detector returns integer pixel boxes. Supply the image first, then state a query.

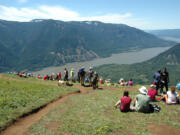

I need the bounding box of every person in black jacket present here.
[160,67,169,94]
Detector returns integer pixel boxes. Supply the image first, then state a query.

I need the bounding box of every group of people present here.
[114,84,159,113]
[77,67,99,89]
[41,67,99,89]
[153,67,169,95]
[119,78,133,86]
[114,67,180,113]
[114,85,179,113]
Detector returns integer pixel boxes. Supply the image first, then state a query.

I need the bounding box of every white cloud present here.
[0,5,148,29]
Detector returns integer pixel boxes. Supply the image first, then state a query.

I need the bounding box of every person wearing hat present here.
[147,84,157,101]
[133,86,151,113]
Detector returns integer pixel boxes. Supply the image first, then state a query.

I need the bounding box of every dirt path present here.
[0,85,93,135]
[147,124,180,135]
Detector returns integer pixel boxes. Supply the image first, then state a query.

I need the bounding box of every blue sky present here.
[0,0,179,30]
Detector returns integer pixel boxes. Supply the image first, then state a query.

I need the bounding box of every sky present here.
[0,0,179,30]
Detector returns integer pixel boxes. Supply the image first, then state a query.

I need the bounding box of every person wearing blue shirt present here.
[176,81,180,90]
[153,69,161,93]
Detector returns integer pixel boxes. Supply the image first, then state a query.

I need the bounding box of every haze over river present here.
[33,47,170,76]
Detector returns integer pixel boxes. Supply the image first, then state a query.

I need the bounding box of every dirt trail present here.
[0,85,93,135]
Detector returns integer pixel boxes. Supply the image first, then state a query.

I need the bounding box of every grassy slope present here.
[0,74,79,130]
[29,87,180,135]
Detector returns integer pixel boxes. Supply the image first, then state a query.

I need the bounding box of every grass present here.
[0,74,79,130]
[28,87,180,135]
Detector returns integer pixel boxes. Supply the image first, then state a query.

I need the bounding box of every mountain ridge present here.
[0,19,176,72]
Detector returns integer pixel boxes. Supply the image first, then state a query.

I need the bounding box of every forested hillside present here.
[95,44,180,85]
[0,19,175,72]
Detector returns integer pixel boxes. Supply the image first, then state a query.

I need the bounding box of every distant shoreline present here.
[32,46,171,76]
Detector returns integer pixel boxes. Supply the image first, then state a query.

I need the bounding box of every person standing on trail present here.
[153,69,161,94]
[160,67,169,94]
[64,68,69,81]
[114,90,132,112]
[92,72,99,89]
[57,71,61,80]
[70,68,75,82]
[79,67,86,86]
[88,67,94,86]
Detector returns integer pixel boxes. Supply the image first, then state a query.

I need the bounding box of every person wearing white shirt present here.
[162,86,179,105]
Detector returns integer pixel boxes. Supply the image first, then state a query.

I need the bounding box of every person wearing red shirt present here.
[148,84,157,101]
[114,91,132,112]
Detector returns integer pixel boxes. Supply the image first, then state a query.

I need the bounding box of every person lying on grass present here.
[114,90,132,112]
[147,84,157,101]
[161,86,179,105]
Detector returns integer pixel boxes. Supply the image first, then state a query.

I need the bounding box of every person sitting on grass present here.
[128,79,133,86]
[132,86,151,113]
[161,86,179,105]
[114,90,132,112]
[147,84,157,101]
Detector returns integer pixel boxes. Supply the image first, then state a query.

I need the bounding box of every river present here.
[33,47,171,75]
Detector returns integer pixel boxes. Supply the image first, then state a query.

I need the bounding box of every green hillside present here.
[0,74,79,130]
[95,44,180,85]
[0,19,175,72]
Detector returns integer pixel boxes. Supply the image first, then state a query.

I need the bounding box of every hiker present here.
[153,69,161,93]
[99,77,104,84]
[147,84,157,101]
[161,86,179,105]
[92,72,99,89]
[88,67,94,86]
[105,79,111,86]
[77,70,80,83]
[119,78,127,86]
[79,67,86,86]
[70,68,75,82]
[18,73,22,77]
[176,81,180,90]
[50,73,55,80]
[57,71,61,80]
[128,79,133,86]
[64,68,69,81]
[114,90,132,112]
[43,74,49,80]
[160,67,169,94]
[132,86,151,113]
[37,74,41,79]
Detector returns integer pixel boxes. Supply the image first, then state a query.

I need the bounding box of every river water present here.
[33,47,171,75]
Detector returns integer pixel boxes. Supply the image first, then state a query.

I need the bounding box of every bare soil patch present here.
[147,124,180,135]
[46,122,61,132]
